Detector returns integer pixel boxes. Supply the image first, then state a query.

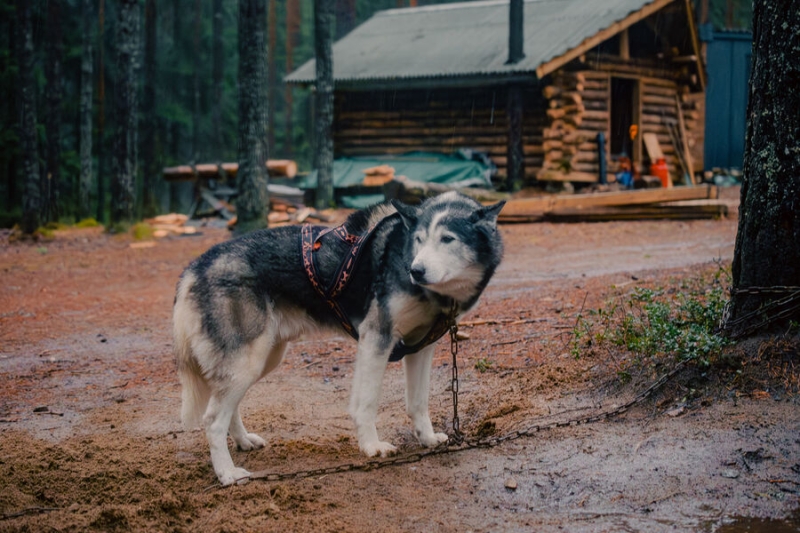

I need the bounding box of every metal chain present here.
[720,285,800,338]
[448,307,463,446]
[243,346,686,486]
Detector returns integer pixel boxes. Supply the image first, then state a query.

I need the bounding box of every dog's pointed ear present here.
[471,200,506,225]
[391,200,419,229]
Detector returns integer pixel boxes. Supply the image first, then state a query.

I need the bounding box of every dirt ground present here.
[1,187,798,532]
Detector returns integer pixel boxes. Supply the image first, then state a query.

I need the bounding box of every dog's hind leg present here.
[227,340,287,451]
[404,345,448,448]
[205,337,285,485]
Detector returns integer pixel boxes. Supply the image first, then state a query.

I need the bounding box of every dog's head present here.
[392,191,505,302]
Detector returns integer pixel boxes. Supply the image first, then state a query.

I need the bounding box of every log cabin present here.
[285,0,706,190]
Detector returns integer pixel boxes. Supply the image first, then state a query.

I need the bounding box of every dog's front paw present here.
[417,431,449,448]
[217,467,252,486]
[360,440,398,458]
[234,433,266,451]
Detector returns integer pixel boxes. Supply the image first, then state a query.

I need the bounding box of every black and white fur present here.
[174,191,505,485]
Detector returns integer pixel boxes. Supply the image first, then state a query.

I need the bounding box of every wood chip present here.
[504,477,518,490]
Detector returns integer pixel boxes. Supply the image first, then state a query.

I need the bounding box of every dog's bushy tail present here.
[174,276,210,429]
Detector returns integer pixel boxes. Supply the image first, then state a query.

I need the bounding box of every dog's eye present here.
[440,235,455,244]
[414,235,423,244]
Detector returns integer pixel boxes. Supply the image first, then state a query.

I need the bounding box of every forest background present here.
[0,0,753,228]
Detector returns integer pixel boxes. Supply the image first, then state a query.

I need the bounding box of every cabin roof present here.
[285,0,703,88]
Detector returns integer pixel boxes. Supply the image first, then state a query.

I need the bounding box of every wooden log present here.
[536,170,598,183]
[563,114,584,127]
[562,92,583,106]
[546,108,567,120]
[163,160,297,181]
[499,185,720,219]
[542,85,560,99]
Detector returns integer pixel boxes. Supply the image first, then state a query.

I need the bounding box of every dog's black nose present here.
[410,266,426,283]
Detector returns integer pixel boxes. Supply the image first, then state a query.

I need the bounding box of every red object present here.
[650,158,670,188]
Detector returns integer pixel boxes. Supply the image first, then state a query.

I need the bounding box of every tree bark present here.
[141,0,159,217]
[285,0,300,158]
[314,0,335,209]
[267,0,277,154]
[212,0,224,158]
[16,0,40,234]
[44,0,65,223]
[236,0,270,234]
[192,0,202,163]
[79,0,95,220]
[96,0,107,223]
[727,0,800,337]
[110,0,141,226]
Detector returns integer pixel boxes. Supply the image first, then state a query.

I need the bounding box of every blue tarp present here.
[298,151,495,208]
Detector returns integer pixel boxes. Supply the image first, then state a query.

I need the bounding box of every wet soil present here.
[1,187,798,532]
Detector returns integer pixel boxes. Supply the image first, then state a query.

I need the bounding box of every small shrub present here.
[571,266,732,374]
[75,218,101,228]
[132,223,154,240]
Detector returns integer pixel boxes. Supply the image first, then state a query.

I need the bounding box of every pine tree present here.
[16,0,40,234]
[314,0,334,209]
[79,0,94,220]
[110,0,141,226]
[726,0,800,337]
[235,0,270,234]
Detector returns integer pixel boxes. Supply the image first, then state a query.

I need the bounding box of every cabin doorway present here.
[609,77,640,161]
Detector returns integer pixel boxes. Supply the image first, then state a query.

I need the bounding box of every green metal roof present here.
[285,0,689,87]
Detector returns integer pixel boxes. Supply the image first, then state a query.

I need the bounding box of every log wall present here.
[334,87,547,186]
[333,65,705,187]
[539,65,705,184]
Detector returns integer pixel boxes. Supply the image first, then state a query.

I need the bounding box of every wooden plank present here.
[538,202,728,222]
[675,94,697,185]
[642,132,664,160]
[500,185,718,218]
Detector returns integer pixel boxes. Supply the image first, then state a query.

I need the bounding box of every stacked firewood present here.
[362,165,396,186]
[539,71,592,181]
[146,213,197,237]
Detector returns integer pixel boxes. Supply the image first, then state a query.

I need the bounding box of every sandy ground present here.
[1,187,798,532]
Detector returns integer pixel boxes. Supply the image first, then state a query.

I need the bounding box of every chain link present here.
[720,285,800,338]
[448,303,463,446]
[243,346,686,486]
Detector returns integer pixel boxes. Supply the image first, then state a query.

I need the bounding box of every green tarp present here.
[298,152,494,208]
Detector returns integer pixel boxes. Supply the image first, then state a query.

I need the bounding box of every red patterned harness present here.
[301,222,455,362]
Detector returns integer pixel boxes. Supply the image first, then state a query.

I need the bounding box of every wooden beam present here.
[536,0,678,79]
[499,184,718,218]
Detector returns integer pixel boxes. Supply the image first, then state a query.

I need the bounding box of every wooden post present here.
[507,83,525,191]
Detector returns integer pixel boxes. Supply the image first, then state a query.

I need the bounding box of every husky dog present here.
[174,191,505,485]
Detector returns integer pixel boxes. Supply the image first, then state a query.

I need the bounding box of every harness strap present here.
[301,223,456,362]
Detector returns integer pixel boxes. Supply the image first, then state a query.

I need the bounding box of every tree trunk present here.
[236,0,270,234]
[285,0,300,158]
[16,0,40,234]
[727,0,800,338]
[79,0,95,220]
[335,0,356,39]
[267,0,277,154]
[141,0,159,217]
[110,0,141,226]
[44,0,64,223]
[314,0,335,209]
[96,0,107,223]
[212,0,224,158]
[192,0,202,163]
